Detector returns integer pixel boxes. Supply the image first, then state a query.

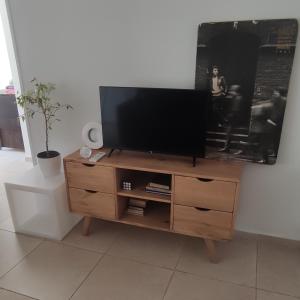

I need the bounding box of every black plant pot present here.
[37,150,60,159]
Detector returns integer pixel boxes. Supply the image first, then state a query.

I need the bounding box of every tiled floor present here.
[0,219,299,300]
[0,149,299,300]
[0,148,32,231]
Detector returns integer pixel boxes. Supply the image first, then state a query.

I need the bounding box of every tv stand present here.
[64,149,243,263]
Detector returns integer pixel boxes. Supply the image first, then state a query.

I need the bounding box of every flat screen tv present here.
[99,86,209,158]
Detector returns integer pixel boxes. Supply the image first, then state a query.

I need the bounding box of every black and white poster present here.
[195,19,298,164]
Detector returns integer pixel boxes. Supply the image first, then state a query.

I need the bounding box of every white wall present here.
[0,0,33,159]
[7,0,300,240]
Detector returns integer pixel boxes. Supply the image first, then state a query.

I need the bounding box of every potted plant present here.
[17,78,72,177]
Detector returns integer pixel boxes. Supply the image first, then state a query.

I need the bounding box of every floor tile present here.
[0,230,41,277]
[71,255,172,300]
[0,241,101,300]
[257,237,300,297]
[108,226,185,268]
[0,289,36,300]
[257,290,299,300]
[164,271,255,300]
[0,149,32,225]
[176,235,257,287]
[63,219,121,253]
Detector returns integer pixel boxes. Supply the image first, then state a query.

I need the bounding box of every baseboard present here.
[236,227,300,242]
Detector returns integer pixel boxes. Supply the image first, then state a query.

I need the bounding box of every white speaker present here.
[81,122,103,149]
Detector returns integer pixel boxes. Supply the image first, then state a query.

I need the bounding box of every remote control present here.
[88,152,106,163]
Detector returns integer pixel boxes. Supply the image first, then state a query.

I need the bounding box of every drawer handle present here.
[195,207,211,212]
[85,189,97,193]
[197,178,213,182]
[82,163,95,167]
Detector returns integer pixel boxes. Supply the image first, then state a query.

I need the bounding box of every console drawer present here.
[66,162,114,193]
[69,188,115,219]
[173,204,232,240]
[174,176,236,212]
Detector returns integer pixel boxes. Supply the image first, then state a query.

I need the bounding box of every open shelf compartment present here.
[116,168,172,203]
[116,196,171,231]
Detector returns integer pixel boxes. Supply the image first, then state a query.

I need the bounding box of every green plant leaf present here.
[17,78,73,151]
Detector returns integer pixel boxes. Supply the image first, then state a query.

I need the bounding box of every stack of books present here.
[126,198,147,216]
[145,174,171,196]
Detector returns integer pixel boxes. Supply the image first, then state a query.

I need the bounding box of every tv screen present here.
[100,86,209,157]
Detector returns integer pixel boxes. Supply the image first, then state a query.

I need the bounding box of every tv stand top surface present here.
[64,149,244,183]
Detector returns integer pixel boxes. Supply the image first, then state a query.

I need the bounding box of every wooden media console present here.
[64,149,243,262]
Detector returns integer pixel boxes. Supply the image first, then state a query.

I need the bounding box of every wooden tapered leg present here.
[204,239,219,263]
[82,216,92,236]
